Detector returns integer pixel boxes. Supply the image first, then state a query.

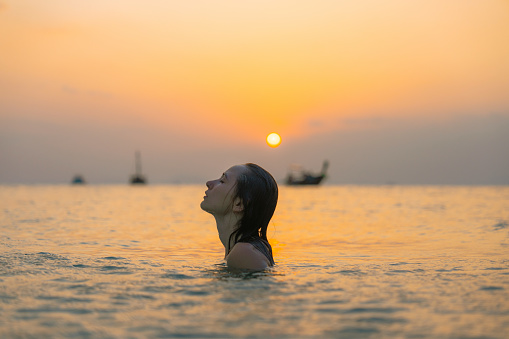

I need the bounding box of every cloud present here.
[307,119,324,128]
[340,116,392,128]
[293,114,509,185]
[62,85,78,95]
[61,85,112,99]
[1,110,508,185]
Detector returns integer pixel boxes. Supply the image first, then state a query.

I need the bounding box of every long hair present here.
[228,163,278,252]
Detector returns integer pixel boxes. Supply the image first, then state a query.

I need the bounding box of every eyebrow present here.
[222,172,228,180]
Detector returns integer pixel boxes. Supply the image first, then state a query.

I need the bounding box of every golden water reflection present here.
[1,185,508,338]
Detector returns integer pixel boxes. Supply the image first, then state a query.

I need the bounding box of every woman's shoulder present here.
[226,242,271,270]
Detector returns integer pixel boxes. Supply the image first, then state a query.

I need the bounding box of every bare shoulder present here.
[226,242,270,270]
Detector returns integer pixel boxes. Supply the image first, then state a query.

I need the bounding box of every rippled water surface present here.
[1,185,508,338]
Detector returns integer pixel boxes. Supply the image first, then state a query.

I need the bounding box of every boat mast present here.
[135,151,142,176]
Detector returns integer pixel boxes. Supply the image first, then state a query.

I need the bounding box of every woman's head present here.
[200,163,278,247]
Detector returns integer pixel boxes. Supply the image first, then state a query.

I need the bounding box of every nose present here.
[206,180,214,189]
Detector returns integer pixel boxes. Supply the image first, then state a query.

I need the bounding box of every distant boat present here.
[71,175,86,185]
[130,151,147,184]
[286,160,329,186]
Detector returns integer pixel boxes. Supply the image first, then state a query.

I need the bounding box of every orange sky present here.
[1,0,509,184]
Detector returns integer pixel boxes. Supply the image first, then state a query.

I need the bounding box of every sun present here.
[266,133,282,148]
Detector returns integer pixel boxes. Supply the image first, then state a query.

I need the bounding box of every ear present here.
[232,197,244,213]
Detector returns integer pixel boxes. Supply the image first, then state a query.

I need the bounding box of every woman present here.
[200,163,278,270]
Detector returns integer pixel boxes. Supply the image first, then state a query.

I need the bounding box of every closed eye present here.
[220,173,227,183]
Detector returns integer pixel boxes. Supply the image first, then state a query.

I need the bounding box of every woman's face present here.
[200,165,246,216]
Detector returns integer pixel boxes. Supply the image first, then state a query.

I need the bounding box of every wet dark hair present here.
[228,163,278,253]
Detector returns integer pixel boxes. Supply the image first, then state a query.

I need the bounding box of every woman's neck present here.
[213,212,242,257]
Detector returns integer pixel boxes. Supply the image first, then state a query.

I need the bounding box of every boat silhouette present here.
[286,160,329,185]
[71,174,86,185]
[130,151,147,184]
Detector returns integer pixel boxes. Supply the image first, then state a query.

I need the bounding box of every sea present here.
[1,185,508,338]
